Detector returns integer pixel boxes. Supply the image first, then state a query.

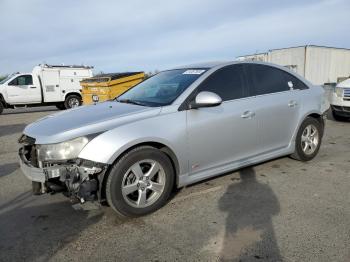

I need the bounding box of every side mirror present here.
[190,91,222,109]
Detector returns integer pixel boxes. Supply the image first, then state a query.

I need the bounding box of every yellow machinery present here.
[81,72,145,105]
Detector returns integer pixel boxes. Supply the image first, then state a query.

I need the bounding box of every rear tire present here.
[64,94,82,109]
[291,117,323,161]
[0,102,3,115]
[332,110,349,122]
[106,146,174,218]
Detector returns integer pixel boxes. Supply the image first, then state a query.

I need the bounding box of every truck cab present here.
[0,64,93,114]
[0,73,41,105]
[329,78,350,121]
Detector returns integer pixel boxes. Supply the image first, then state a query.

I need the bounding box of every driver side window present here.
[196,65,247,101]
[8,75,33,86]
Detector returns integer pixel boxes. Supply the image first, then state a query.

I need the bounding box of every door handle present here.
[30,86,36,89]
[288,100,297,107]
[241,111,255,119]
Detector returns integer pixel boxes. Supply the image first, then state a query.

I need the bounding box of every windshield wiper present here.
[116,99,147,106]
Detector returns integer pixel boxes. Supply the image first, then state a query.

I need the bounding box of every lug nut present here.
[146,177,149,180]
[141,187,145,191]
[147,182,150,186]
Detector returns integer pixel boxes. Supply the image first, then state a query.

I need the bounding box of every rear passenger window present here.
[197,65,246,101]
[248,64,290,95]
[283,74,309,90]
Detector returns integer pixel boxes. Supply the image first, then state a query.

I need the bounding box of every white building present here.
[237,45,350,85]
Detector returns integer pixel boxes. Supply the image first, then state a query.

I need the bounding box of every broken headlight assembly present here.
[37,136,90,162]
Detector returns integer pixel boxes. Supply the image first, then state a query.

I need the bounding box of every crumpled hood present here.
[23,101,161,144]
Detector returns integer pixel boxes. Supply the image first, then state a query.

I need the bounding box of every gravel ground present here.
[0,107,349,262]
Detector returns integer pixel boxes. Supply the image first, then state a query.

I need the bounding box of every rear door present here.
[245,64,302,153]
[41,70,61,102]
[6,75,41,104]
[186,64,258,176]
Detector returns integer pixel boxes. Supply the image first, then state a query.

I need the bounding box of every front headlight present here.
[37,136,89,161]
[335,87,344,97]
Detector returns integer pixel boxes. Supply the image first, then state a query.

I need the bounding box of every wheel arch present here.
[292,110,325,143]
[64,92,82,100]
[302,112,325,136]
[99,141,180,203]
[308,112,324,124]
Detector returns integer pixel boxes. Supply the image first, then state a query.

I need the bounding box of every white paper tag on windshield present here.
[183,70,206,75]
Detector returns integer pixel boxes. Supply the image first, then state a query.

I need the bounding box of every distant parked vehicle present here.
[19,61,329,217]
[328,78,350,121]
[0,64,93,114]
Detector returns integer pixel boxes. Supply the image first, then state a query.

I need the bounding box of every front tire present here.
[64,94,82,109]
[291,117,323,161]
[106,146,175,217]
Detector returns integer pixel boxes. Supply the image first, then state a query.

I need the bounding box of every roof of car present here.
[171,60,313,86]
[173,60,284,69]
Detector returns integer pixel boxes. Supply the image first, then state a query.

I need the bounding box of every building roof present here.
[237,45,350,58]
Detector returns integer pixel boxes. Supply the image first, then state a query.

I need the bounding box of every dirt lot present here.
[0,107,349,262]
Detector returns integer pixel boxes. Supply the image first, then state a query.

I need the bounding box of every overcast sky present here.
[0,0,349,75]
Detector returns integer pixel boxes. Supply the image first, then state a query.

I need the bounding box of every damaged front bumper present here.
[19,147,108,202]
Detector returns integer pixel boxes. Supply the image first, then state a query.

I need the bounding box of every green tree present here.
[0,75,7,82]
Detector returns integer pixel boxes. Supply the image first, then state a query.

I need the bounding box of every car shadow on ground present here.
[0,123,26,137]
[218,167,282,261]
[0,194,104,262]
[0,162,19,177]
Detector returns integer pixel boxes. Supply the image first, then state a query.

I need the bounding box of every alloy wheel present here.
[121,159,166,208]
[301,124,319,155]
[68,97,80,108]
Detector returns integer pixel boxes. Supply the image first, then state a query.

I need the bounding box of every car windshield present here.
[116,68,207,107]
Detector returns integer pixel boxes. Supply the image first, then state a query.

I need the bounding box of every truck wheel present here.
[0,102,3,115]
[291,117,323,162]
[332,110,348,121]
[106,146,175,218]
[64,95,82,109]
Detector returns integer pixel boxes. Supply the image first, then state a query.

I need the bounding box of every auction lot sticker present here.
[183,70,206,75]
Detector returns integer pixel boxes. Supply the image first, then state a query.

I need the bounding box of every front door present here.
[186,64,258,176]
[6,75,41,104]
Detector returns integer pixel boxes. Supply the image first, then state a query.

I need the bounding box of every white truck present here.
[328,78,350,121]
[0,64,93,114]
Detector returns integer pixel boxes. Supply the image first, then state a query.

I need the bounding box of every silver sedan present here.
[19,61,329,217]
